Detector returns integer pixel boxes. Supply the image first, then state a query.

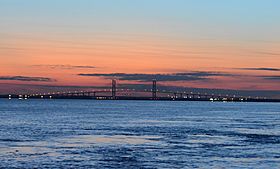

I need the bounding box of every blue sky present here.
[1,0,280,41]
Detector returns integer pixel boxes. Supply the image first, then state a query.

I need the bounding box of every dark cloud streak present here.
[32,65,97,70]
[260,76,280,81]
[0,76,55,82]
[238,67,280,72]
[78,71,234,82]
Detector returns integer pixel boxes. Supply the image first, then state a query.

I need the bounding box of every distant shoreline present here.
[1,95,280,103]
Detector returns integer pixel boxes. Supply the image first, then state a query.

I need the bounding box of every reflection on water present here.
[0,135,160,163]
[186,134,237,144]
[234,128,280,135]
[0,100,279,168]
[59,135,160,145]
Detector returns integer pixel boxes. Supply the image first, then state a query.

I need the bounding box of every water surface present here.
[0,99,279,168]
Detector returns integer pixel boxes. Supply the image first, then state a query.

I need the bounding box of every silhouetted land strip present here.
[1,95,280,102]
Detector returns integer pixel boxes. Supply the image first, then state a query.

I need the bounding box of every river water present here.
[0,99,279,168]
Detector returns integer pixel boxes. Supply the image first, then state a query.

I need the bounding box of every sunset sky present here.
[0,0,280,94]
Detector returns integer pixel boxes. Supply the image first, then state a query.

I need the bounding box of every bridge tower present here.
[112,79,117,99]
[152,79,157,100]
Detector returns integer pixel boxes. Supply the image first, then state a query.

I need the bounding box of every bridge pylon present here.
[152,79,157,100]
[112,79,117,99]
